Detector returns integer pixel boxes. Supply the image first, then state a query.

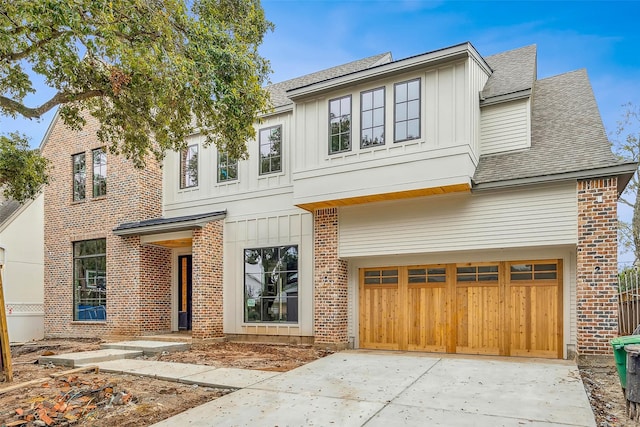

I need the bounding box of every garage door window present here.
[364,269,398,284]
[408,267,446,283]
[510,263,557,281]
[456,265,498,282]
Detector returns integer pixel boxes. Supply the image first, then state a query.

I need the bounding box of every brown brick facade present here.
[191,220,224,339]
[577,177,619,355]
[42,115,170,338]
[313,208,348,348]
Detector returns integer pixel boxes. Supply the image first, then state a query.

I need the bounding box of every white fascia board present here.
[287,42,491,101]
[259,104,294,119]
[479,89,532,106]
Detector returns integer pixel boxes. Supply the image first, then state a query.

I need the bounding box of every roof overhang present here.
[113,211,226,236]
[286,42,491,101]
[480,89,532,106]
[472,162,638,196]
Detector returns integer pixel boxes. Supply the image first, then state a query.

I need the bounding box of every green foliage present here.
[0,0,273,168]
[613,103,640,265]
[0,134,49,201]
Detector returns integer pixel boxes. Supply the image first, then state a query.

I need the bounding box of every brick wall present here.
[42,114,167,338]
[576,177,619,355]
[313,208,348,348]
[191,220,224,339]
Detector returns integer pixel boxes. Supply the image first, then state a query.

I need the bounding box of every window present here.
[73,239,106,321]
[92,148,107,197]
[72,153,86,201]
[180,144,198,188]
[394,78,421,142]
[244,245,298,322]
[329,95,351,153]
[361,87,385,148]
[259,126,282,174]
[218,151,238,182]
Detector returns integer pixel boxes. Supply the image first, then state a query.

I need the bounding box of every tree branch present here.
[0,89,105,119]
[1,30,70,62]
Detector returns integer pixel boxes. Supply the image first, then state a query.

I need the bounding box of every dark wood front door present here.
[178,255,193,330]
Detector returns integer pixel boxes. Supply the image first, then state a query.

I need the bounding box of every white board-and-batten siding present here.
[480,98,531,155]
[338,182,577,258]
[223,211,314,337]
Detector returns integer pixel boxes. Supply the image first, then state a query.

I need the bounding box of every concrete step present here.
[38,349,142,368]
[101,340,190,355]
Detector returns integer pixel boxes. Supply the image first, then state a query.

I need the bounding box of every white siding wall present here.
[223,210,314,336]
[163,113,293,216]
[0,193,44,342]
[339,182,578,257]
[469,56,491,158]
[480,98,531,155]
[292,60,487,206]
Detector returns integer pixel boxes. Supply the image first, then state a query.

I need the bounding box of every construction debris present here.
[3,375,135,426]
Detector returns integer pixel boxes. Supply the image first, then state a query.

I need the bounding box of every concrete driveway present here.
[152,351,595,426]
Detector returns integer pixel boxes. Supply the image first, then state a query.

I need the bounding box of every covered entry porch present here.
[113,211,225,339]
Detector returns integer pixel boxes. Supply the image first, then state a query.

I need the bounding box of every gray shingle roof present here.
[0,199,20,228]
[482,45,537,99]
[474,69,626,184]
[266,53,392,109]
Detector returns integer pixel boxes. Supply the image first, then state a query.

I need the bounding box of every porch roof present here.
[113,211,226,236]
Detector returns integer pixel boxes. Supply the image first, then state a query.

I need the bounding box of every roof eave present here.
[287,42,491,101]
[480,89,532,106]
[472,162,638,196]
[113,212,226,236]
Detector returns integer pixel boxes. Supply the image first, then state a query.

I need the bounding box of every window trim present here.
[92,147,107,198]
[179,144,199,189]
[72,152,86,202]
[217,150,238,183]
[328,95,352,155]
[243,245,299,324]
[73,238,107,322]
[360,87,385,149]
[393,78,421,143]
[258,125,282,175]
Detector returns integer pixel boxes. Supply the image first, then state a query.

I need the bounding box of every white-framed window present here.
[244,245,298,323]
[394,78,421,142]
[259,125,282,175]
[329,95,351,154]
[180,144,198,188]
[217,151,238,182]
[361,87,385,148]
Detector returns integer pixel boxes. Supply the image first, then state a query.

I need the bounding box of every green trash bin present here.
[611,335,640,389]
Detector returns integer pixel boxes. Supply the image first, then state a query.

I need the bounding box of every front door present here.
[178,255,193,330]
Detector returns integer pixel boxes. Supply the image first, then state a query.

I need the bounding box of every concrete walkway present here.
[146,351,596,427]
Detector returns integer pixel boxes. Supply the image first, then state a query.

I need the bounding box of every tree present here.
[0,0,273,200]
[614,102,640,265]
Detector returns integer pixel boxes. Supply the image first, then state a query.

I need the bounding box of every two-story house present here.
[43,42,636,359]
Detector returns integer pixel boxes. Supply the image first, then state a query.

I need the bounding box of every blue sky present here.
[1,1,639,259]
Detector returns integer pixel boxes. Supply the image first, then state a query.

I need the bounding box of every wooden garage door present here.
[359,260,562,358]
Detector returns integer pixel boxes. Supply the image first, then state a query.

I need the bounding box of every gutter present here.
[472,162,638,196]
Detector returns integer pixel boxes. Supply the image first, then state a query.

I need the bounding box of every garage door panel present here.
[407,284,447,352]
[456,284,501,355]
[360,268,400,350]
[510,282,560,358]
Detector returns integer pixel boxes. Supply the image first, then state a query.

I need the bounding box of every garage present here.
[359,260,562,358]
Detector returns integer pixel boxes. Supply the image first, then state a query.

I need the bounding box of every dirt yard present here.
[0,339,331,427]
[1,339,636,426]
[579,357,633,427]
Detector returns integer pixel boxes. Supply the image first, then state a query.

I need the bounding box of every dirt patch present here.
[579,357,632,426]
[0,339,329,426]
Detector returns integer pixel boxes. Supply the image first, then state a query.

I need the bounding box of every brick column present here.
[313,208,348,349]
[577,177,618,355]
[191,220,224,339]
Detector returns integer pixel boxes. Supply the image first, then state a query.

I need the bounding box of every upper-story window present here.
[329,95,351,154]
[259,125,282,175]
[72,152,86,201]
[180,144,198,189]
[394,78,421,142]
[361,87,385,148]
[218,151,238,182]
[92,148,107,197]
